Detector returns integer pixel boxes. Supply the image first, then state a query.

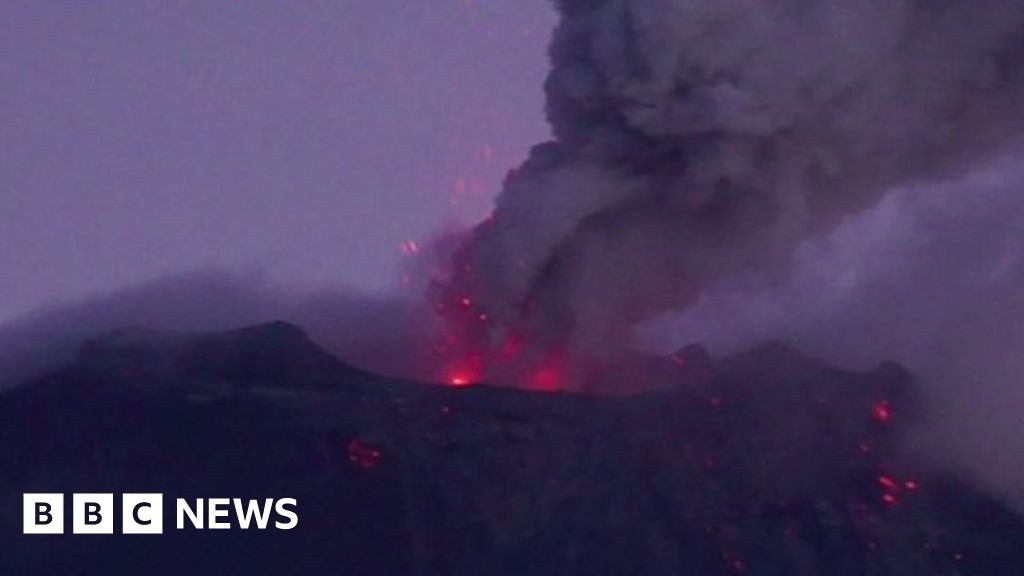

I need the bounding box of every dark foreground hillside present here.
[1,322,1022,575]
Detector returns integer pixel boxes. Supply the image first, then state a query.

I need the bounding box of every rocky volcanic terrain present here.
[1,322,1022,575]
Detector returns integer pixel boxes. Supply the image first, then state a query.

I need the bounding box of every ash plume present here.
[445,0,1024,382]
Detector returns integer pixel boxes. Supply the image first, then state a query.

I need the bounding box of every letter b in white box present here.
[122,494,163,534]
[23,494,64,534]
[72,493,113,534]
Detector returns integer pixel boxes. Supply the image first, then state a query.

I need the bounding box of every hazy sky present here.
[0,1,554,323]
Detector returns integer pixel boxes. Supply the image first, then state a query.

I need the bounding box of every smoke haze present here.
[0,272,441,390]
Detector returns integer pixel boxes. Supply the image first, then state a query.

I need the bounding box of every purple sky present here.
[0,1,554,323]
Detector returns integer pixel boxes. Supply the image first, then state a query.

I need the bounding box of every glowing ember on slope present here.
[872,400,892,423]
[347,439,382,470]
[875,471,921,507]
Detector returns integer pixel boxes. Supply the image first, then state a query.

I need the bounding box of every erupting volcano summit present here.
[436,0,1024,391]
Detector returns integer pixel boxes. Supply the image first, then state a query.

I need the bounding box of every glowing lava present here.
[872,400,892,423]
[532,367,561,393]
[347,439,383,470]
[443,350,482,387]
[431,258,569,391]
[876,472,920,507]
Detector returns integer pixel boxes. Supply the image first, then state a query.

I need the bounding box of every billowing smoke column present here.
[441,0,1024,390]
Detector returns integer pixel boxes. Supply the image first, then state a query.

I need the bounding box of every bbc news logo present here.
[23,494,298,534]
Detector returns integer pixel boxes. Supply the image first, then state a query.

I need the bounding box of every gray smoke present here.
[452,0,1024,368]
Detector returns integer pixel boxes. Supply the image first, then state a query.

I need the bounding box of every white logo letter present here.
[233,499,273,529]
[72,494,113,534]
[208,498,231,529]
[274,498,298,530]
[176,498,204,529]
[23,494,63,534]
[122,494,163,534]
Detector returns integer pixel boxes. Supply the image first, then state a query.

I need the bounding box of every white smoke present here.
[637,150,1024,504]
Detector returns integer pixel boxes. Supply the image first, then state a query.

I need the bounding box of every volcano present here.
[1,322,1022,575]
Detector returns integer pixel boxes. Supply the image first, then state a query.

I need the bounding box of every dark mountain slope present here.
[1,322,1021,575]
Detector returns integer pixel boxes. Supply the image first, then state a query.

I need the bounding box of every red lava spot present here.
[478,313,488,322]
[459,297,472,308]
[877,475,898,491]
[527,349,566,392]
[532,368,561,392]
[444,356,482,388]
[347,439,382,470]
[881,493,898,506]
[441,405,451,415]
[904,480,919,492]
[858,442,871,454]
[872,400,892,423]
